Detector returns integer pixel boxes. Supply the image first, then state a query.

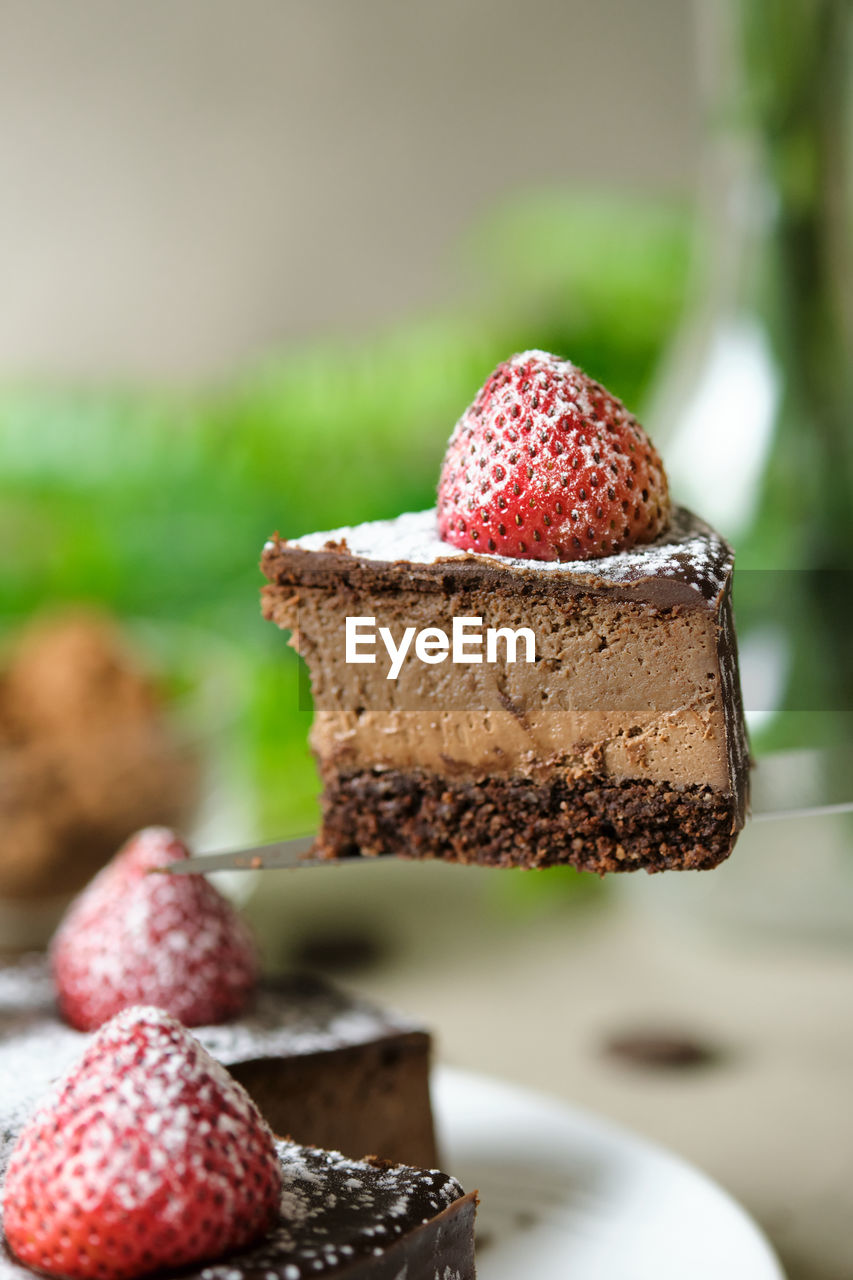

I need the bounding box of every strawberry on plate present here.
[1,1006,282,1280]
[52,827,258,1031]
[438,349,670,561]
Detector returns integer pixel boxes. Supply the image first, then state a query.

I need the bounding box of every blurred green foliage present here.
[734,0,853,752]
[0,191,692,850]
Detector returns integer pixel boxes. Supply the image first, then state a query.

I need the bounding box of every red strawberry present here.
[438,350,670,561]
[2,1006,282,1280]
[52,827,258,1031]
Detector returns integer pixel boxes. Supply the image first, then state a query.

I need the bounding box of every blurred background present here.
[0,1,851,1274]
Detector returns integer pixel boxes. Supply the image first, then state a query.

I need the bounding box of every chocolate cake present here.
[262,505,749,872]
[0,1001,475,1280]
[0,1136,476,1280]
[0,956,437,1169]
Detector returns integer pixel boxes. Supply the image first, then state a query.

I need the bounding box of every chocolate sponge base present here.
[318,767,740,873]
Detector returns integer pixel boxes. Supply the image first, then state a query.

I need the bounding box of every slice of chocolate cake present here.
[262,504,749,872]
[0,956,437,1169]
[261,351,750,873]
[0,1137,476,1280]
[0,1007,476,1280]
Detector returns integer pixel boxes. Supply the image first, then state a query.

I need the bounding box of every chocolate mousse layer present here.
[262,507,750,872]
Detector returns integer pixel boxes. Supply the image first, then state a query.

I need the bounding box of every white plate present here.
[434,1068,785,1280]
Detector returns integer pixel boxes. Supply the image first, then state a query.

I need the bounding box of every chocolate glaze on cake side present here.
[262,506,750,873]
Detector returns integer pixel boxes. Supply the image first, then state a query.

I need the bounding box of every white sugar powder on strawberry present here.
[438,350,670,561]
[2,1007,281,1280]
[0,958,425,1166]
[51,827,258,1031]
[286,505,730,601]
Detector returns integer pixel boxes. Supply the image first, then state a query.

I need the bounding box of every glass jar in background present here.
[633,0,853,939]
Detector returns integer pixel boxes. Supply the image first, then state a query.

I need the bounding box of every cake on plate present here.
[0,1007,476,1280]
[0,827,438,1169]
[262,351,749,872]
[0,954,438,1170]
[0,1138,475,1280]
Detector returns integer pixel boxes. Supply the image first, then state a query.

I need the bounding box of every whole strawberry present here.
[438,350,670,561]
[52,827,258,1031]
[2,1006,282,1280]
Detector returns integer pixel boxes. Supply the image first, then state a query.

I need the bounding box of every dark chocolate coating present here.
[262,506,737,607]
[0,959,474,1280]
[0,1142,476,1280]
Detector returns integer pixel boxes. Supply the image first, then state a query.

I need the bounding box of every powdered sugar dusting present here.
[2,1007,282,1278]
[52,827,258,1031]
[0,1021,467,1279]
[195,978,419,1066]
[0,958,420,1163]
[281,505,732,601]
[187,1143,465,1279]
[0,954,55,1011]
[437,350,669,560]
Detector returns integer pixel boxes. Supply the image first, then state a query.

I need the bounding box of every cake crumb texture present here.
[319,766,740,872]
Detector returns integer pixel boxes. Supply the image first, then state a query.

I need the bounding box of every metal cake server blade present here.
[163,745,853,875]
[749,743,853,822]
[159,835,358,875]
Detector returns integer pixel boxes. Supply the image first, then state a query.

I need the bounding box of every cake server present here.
[160,834,387,875]
[161,744,853,875]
